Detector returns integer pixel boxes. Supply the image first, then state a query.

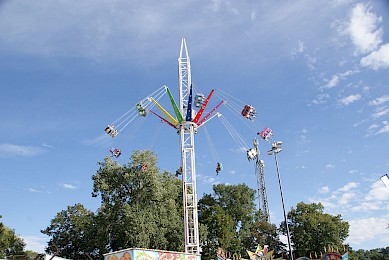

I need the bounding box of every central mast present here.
[178,38,200,254]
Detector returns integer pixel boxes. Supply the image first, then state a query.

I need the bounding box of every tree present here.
[198,184,283,259]
[211,184,256,225]
[91,151,184,252]
[350,247,389,259]
[240,211,285,257]
[41,203,95,259]
[198,195,236,258]
[285,202,349,257]
[0,215,26,259]
[42,150,185,259]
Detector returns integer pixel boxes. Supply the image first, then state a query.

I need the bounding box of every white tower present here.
[178,38,200,254]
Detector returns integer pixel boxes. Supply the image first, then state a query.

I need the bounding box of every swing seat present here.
[194,94,205,108]
[258,127,272,140]
[136,102,147,117]
[110,148,121,158]
[105,125,119,138]
[241,105,256,120]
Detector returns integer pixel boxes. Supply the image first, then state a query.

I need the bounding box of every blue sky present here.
[1,0,389,254]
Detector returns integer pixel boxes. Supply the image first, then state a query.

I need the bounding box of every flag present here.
[342,252,349,260]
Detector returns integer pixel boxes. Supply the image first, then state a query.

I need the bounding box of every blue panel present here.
[186,85,193,121]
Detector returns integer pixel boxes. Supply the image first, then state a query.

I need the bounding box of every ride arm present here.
[185,85,193,121]
[166,86,184,123]
[149,110,176,128]
[197,100,225,126]
[148,97,178,125]
[197,112,221,129]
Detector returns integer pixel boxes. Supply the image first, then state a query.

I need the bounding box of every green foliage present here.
[41,203,95,259]
[0,215,26,258]
[40,151,357,260]
[43,150,184,259]
[198,184,283,259]
[350,247,389,259]
[24,250,41,260]
[240,211,285,255]
[4,150,388,260]
[285,202,349,258]
[212,184,256,225]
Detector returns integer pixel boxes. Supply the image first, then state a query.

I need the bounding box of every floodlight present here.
[381,174,389,188]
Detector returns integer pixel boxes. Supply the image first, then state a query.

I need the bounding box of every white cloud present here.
[324,70,357,89]
[290,40,305,56]
[376,121,389,135]
[339,94,361,106]
[211,0,239,15]
[339,192,357,205]
[42,142,53,148]
[297,128,310,144]
[312,94,330,105]
[318,200,337,210]
[366,121,389,136]
[361,43,389,70]
[351,201,381,212]
[250,10,256,22]
[28,188,41,193]
[62,183,77,189]
[310,179,389,248]
[325,164,335,168]
[319,186,329,194]
[0,144,46,157]
[371,107,389,119]
[326,74,341,88]
[0,0,359,69]
[365,180,389,201]
[367,123,379,130]
[82,134,112,147]
[22,235,47,253]
[229,147,247,153]
[347,3,383,54]
[369,95,389,106]
[313,180,389,213]
[337,182,359,192]
[197,173,219,185]
[346,216,389,246]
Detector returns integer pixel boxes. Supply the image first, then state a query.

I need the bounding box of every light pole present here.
[268,141,293,260]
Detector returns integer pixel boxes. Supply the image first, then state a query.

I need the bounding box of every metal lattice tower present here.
[254,138,270,222]
[178,38,200,254]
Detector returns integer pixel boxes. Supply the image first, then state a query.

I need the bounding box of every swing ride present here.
[109,147,121,158]
[103,38,275,254]
[105,125,118,138]
[241,105,257,120]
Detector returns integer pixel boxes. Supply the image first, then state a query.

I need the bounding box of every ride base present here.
[103,248,201,260]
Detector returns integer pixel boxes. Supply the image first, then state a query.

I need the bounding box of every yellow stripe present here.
[149,97,178,125]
